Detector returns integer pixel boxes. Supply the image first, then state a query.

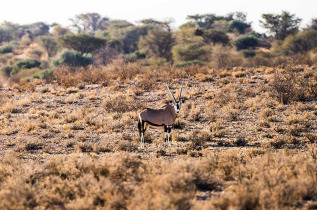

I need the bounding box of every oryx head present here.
[166,84,183,114]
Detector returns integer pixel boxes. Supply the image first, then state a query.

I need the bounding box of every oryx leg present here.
[138,116,146,148]
[164,125,167,147]
[167,126,172,146]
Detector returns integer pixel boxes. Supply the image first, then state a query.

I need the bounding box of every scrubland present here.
[0,63,317,209]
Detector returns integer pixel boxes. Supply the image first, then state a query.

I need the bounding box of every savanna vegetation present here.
[0,11,316,209]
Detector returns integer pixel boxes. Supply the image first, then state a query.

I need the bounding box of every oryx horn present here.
[178,84,183,101]
[166,84,176,103]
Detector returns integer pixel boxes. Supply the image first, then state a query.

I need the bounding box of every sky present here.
[0,0,316,33]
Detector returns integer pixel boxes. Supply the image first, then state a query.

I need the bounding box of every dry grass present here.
[0,63,316,209]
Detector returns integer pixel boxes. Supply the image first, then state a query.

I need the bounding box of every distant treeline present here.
[0,11,317,81]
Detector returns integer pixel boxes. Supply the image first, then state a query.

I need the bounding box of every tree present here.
[0,22,24,40]
[234,12,247,22]
[27,22,50,37]
[138,29,175,61]
[187,14,222,30]
[70,13,109,33]
[93,44,118,65]
[172,25,209,63]
[228,20,251,34]
[186,13,242,30]
[38,36,59,58]
[202,30,229,45]
[282,30,317,54]
[52,25,70,36]
[59,34,108,54]
[109,20,134,30]
[260,11,301,40]
[117,26,151,54]
[0,28,11,43]
[309,18,317,31]
[140,19,172,31]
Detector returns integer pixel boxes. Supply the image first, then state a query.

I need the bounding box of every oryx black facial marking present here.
[138,84,183,148]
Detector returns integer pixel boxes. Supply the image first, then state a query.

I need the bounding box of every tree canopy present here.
[70,13,109,33]
[260,11,301,40]
[138,28,175,61]
[59,34,108,54]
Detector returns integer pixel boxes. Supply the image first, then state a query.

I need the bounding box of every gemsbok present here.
[138,84,183,147]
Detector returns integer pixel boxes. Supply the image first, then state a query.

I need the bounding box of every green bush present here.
[16,59,41,69]
[175,60,203,68]
[202,30,230,45]
[10,59,42,75]
[172,42,209,62]
[0,45,13,54]
[282,30,317,55]
[233,35,259,50]
[32,69,54,81]
[54,50,92,67]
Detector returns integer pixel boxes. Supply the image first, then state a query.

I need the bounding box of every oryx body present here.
[138,84,183,147]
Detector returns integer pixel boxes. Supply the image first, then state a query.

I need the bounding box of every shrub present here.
[282,30,317,55]
[233,35,259,50]
[249,53,272,67]
[0,45,12,54]
[241,49,256,58]
[53,50,92,67]
[214,52,243,69]
[27,49,43,60]
[15,59,41,70]
[175,60,203,68]
[270,70,317,104]
[270,71,297,104]
[132,50,146,59]
[1,66,13,77]
[172,42,209,62]
[270,136,288,149]
[32,69,54,81]
[9,59,42,76]
[103,96,142,113]
[187,131,210,151]
[53,65,109,87]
